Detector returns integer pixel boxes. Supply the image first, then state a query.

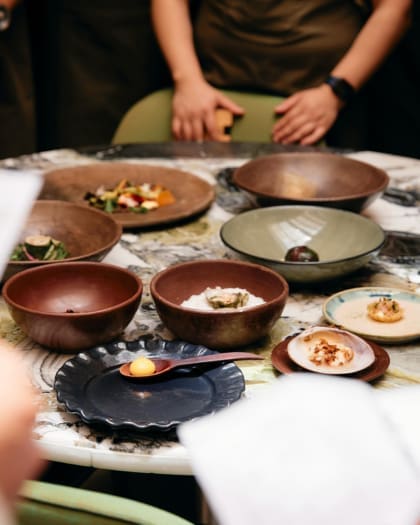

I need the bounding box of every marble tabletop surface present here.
[1,143,419,475]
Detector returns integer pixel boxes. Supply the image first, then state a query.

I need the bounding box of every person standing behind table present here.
[151,0,412,149]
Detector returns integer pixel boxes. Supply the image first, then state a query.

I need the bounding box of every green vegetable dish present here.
[11,235,69,261]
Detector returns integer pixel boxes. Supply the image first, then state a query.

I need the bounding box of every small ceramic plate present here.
[271,335,389,382]
[286,326,375,375]
[323,287,420,344]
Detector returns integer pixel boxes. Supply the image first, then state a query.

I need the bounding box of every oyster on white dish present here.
[287,326,376,375]
[181,287,265,311]
[205,287,249,309]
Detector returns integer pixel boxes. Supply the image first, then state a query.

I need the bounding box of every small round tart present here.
[367,297,403,323]
[287,326,375,375]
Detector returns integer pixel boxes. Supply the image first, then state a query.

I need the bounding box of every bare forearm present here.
[151,0,204,86]
[332,0,412,89]
[0,0,20,10]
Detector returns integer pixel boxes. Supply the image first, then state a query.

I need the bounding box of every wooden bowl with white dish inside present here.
[150,259,289,350]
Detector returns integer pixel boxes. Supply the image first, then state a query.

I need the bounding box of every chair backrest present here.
[112,88,284,144]
[17,480,194,525]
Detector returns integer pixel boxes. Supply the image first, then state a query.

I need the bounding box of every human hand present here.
[172,79,245,141]
[0,342,44,514]
[272,84,343,145]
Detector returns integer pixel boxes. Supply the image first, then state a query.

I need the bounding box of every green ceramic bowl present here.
[220,206,385,283]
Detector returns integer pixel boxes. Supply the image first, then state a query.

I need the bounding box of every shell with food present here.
[287,326,375,375]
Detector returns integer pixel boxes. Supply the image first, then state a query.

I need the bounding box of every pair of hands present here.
[171,79,343,144]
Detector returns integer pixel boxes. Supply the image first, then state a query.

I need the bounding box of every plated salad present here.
[84,178,176,213]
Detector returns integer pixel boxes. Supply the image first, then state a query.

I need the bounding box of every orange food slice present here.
[157,189,176,206]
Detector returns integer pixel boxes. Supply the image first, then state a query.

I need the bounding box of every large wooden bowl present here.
[39,162,215,229]
[233,152,389,212]
[4,200,122,281]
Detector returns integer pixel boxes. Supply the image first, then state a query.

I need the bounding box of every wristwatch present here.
[325,75,355,104]
[0,5,11,32]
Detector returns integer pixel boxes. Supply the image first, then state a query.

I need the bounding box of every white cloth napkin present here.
[0,171,42,278]
[178,374,420,525]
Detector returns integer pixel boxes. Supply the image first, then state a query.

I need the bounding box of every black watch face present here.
[0,6,11,31]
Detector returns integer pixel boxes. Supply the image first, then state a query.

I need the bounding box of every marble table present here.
[1,143,419,476]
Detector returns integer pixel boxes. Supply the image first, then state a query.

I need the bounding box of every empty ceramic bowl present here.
[4,200,122,281]
[2,262,143,352]
[150,259,289,350]
[220,206,385,283]
[233,152,389,212]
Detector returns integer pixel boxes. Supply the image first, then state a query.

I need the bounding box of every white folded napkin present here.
[0,171,42,278]
[178,374,420,525]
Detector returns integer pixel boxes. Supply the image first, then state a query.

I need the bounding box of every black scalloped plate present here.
[54,337,245,432]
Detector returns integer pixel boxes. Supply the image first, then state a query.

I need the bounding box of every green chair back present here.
[112,87,284,144]
[17,480,194,525]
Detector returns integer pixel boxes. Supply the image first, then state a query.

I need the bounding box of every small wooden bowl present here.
[150,259,289,350]
[2,262,142,352]
[4,200,122,281]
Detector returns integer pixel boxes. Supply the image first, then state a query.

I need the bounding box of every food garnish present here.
[11,235,68,261]
[367,297,403,323]
[129,356,156,377]
[306,337,354,367]
[285,245,319,262]
[84,178,175,214]
[205,287,250,309]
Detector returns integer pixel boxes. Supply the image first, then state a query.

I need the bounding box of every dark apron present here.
[194,0,365,95]
[194,0,368,148]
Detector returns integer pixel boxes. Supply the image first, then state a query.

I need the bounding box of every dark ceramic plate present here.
[271,335,389,383]
[40,162,215,229]
[54,337,245,431]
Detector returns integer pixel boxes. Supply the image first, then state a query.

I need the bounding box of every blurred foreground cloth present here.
[178,374,420,525]
[0,171,42,277]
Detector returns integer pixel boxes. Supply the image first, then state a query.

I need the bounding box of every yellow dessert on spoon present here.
[120,351,264,379]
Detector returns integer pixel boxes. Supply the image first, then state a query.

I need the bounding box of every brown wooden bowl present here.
[4,200,122,281]
[150,259,289,350]
[233,152,389,212]
[2,262,142,352]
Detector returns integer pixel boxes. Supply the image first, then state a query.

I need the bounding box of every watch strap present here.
[325,75,355,104]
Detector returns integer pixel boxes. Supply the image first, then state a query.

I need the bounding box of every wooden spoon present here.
[119,351,264,379]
